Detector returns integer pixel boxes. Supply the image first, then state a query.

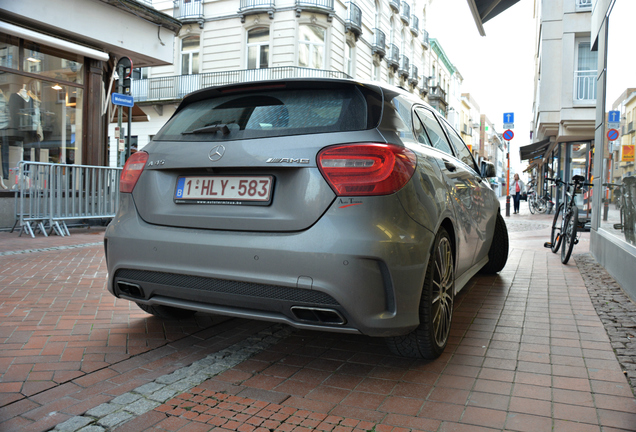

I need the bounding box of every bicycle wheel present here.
[529,197,535,214]
[536,198,547,214]
[550,203,564,253]
[561,210,578,264]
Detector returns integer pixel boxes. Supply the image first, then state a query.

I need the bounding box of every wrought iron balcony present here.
[428,84,447,105]
[400,2,410,25]
[239,0,276,22]
[295,0,334,20]
[408,64,418,86]
[575,70,596,101]
[422,29,429,49]
[410,15,419,36]
[345,2,362,39]
[577,0,592,9]
[131,67,351,102]
[389,0,399,14]
[372,29,386,58]
[174,0,204,27]
[419,77,428,96]
[398,55,409,78]
[386,44,399,69]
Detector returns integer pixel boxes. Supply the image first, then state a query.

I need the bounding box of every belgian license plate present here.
[174,176,273,205]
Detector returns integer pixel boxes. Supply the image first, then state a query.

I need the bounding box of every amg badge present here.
[266,158,310,164]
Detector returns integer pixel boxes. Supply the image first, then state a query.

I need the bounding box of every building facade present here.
[106,0,476,163]
[524,0,595,209]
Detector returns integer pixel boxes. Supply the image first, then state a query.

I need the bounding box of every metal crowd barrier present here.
[12,161,122,238]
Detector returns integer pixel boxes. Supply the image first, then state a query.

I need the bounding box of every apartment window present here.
[181,36,200,75]
[299,25,325,69]
[345,43,354,77]
[247,28,269,69]
[575,41,597,101]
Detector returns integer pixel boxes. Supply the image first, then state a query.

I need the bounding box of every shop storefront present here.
[0,0,181,227]
[0,33,89,189]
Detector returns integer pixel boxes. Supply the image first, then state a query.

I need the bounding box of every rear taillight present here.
[317,144,416,196]
[120,152,148,193]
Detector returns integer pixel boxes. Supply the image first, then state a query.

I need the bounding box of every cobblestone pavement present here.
[0,201,634,432]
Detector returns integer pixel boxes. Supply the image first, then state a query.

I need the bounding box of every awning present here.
[520,138,551,161]
[466,0,522,36]
[111,104,150,123]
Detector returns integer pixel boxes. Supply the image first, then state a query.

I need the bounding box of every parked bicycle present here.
[527,180,554,214]
[604,177,636,243]
[544,175,593,264]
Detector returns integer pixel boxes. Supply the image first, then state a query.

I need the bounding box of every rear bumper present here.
[105,194,435,337]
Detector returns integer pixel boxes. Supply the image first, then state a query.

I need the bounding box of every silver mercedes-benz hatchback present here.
[105,78,508,359]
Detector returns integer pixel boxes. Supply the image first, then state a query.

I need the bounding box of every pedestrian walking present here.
[512,173,525,214]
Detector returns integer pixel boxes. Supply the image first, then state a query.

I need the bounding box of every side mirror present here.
[480,160,496,178]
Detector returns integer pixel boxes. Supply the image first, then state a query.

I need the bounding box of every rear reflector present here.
[317,144,416,196]
[120,152,149,193]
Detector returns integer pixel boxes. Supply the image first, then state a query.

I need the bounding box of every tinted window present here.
[154,87,371,141]
[441,119,479,173]
[414,108,454,155]
[392,98,415,140]
[412,108,432,146]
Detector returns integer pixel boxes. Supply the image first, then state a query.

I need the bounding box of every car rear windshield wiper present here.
[182,124,231,135]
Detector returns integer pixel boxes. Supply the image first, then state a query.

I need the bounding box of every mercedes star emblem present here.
[208,145,226,162]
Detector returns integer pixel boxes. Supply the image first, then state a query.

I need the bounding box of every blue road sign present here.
[504,112,514,124]
[112,93,134,107]
[608,110,620,123]
[503,129,514,141]
[607,129,619,141]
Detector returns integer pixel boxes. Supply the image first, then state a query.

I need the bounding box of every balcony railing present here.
[386,44,399,69]
[400,2,410,25]
[131,67,351,102]
[422,29,429,49]
[408,64,418,86]
[389,0,399,14]
[577,0,592,9]
[372,29,386,58]
[398,55,409,78]
[428,84,447,104]
[345,2,362,38]
[575,70,597,101]
[296,0,334,20]
[419,76,429,96]
[410,15,419,36]
[239,0,276,22]
[174,0,204,25]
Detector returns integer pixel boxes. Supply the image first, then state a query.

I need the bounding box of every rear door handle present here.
[444,161,457,172]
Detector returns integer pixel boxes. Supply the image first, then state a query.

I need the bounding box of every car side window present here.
[414,107,454,156]
[392,98,415,140]
[441,119,480,173]
[412,108,433,147]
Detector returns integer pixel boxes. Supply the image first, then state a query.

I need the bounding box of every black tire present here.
[561,211,578,264]
[479,212,509,274]
[551,203,564,253]
[386,227,454,359]
[136,303,197,319]
[529,196,535,214]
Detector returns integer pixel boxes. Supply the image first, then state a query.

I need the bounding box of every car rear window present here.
[154,86,377,141]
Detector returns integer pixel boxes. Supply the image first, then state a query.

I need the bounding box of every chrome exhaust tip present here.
[290,306,347,325]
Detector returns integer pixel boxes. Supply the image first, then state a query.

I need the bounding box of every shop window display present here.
[0,33,84,190]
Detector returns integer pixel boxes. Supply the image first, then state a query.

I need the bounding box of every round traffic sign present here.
[503,129,514,141]
[607,128,619,141]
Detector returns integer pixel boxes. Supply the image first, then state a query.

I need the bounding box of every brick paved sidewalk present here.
[0,209,634,432]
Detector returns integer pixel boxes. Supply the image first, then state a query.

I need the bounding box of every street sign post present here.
[608,110,620,123]
[503,129,514,141]
[112,93,134,107]
[607,128,619,142]
[503,112,514,125]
